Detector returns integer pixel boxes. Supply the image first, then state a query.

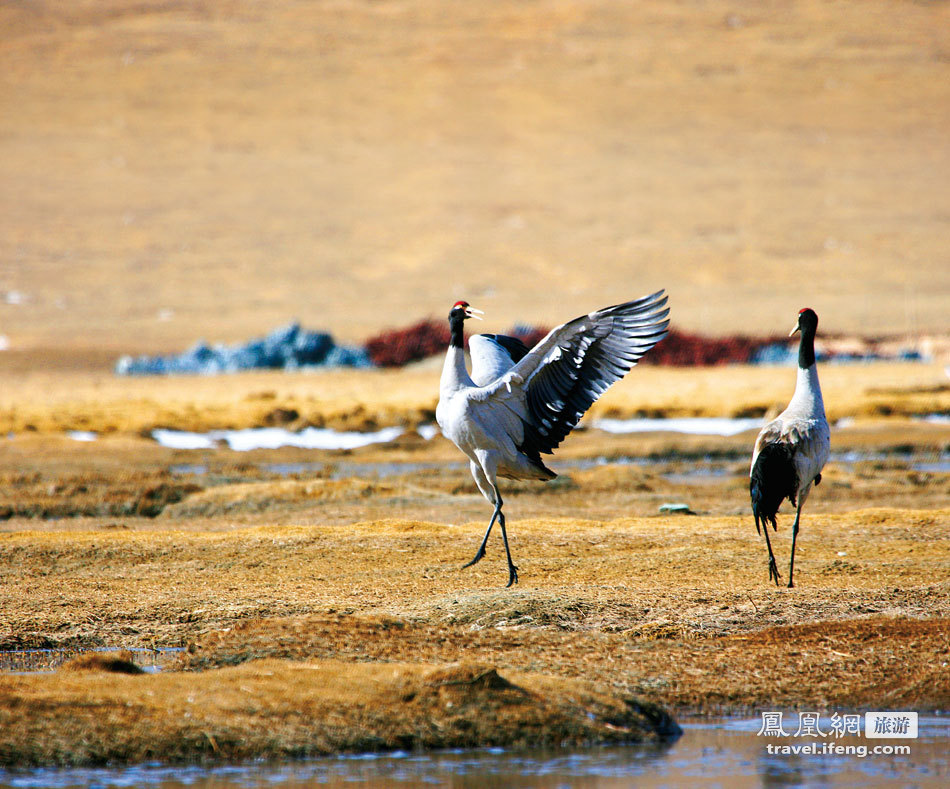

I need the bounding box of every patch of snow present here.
[67,431,98,442]
[592,417,763,437]
[416,424,440,441]
[152,426,405,452]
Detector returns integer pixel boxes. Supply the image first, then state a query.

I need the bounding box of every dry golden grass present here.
[0,658,674,766]
[0,504,945,766]
[0,411,946,764]
[176,615,950,714]
[60,649,144,675]
[0,361,947,435]
[1,509,946,649]
[1,0,948,355]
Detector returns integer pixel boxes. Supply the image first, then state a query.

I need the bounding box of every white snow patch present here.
[416,424,440,441]
[152,426,405,452]
[67,431,98,442]
[592,417,763,437]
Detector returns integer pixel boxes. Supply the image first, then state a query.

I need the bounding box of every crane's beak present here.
[465,306,484,321]
[789,323,800,337]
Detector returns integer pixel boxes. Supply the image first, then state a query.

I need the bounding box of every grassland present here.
[0,357,947,435]
[0,359,947,764]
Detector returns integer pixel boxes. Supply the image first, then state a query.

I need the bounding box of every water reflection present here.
[0,716,944,788]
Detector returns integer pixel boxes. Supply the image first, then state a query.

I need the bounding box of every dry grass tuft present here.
[60,650,144,675]
[173,613,950,715]
[0,659,672,766]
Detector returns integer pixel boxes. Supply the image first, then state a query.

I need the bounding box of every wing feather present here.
[476,290,670,456]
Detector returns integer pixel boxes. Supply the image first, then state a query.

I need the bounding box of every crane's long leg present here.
[463,460,499,569]
[462,497,501,569]
[462,458,518,586]
[493,485,518,587]
[787,500,804,588]
[757,514,781,586]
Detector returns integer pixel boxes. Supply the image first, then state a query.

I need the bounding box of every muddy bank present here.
[0,659,675,767]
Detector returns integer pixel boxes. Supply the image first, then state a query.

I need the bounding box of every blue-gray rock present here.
[115,322,374,376]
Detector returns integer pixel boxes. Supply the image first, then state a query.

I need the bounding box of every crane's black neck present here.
[449,312,466,349]
[798,324,817,369]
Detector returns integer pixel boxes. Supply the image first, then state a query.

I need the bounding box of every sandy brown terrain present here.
[1,0,949,357]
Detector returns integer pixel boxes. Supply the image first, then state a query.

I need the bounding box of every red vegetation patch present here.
[642,329,781,366]
[365,322,551,368]
[365,320,450,367]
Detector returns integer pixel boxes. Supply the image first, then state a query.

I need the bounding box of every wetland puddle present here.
[168,451,950,482]
[0,715,944,787]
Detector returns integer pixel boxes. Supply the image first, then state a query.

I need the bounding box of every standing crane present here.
[750,308,830,588]
[436,291,670,586]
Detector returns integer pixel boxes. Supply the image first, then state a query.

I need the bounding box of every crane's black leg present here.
[757,514,781,586]
[499,514,519,587]
[462,498,501,569]
[788,501,803,588]
[492,486,518,587]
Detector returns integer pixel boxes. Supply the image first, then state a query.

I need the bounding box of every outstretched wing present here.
[469,333,531,387]
[474,290,670,459]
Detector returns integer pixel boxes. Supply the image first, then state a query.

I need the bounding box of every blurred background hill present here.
[1,0,947,364]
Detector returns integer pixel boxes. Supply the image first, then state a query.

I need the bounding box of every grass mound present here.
[0,659,676,767]
[60,650,144,675]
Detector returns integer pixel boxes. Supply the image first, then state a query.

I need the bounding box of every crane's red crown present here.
[453,301,469,309]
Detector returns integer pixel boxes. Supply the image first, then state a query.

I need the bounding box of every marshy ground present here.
[0,363,946,765]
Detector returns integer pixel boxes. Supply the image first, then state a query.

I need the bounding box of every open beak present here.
[465,306,484,321]
[789,323,800,337]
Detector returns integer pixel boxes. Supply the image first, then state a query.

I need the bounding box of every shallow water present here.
[0,715,944,788]
[167,450,949,483]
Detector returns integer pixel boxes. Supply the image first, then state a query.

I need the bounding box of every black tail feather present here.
[750,442,798,530]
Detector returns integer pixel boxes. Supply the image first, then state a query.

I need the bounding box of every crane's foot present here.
[462,547,486,569]
[787,574,795,589]
[505,564,519,588]
[768,557,782,586]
